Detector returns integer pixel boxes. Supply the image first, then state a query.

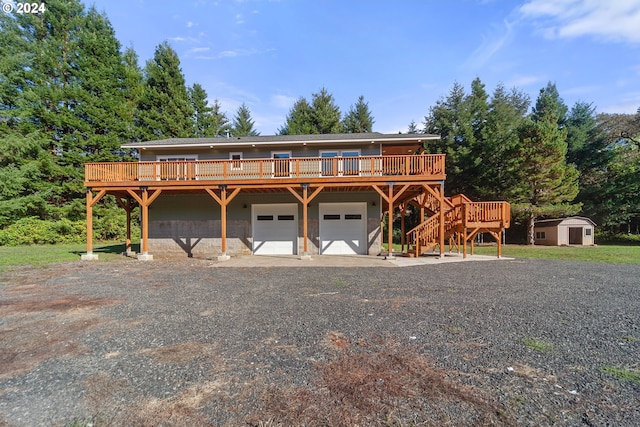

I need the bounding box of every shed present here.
[534,217,596,246]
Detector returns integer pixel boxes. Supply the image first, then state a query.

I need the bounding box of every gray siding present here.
[140,144,381,162]
[148,191,382,256]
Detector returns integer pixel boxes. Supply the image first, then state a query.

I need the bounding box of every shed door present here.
[569,227,583,245]
[319,202,367,255]
[252,204,298,255]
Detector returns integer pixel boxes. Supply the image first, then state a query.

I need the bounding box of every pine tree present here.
[136,41,194,140]
[423,81,481,196]
[511,83,579,244]
[343,95,374,133]
[407,120,420,134]
[232,103,259,136]
[311,87,344,134]
[279,97,315,135]
[189,83,216,137]
[475,84,530,200]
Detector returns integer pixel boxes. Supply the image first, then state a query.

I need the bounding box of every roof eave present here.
[121,134,440,150]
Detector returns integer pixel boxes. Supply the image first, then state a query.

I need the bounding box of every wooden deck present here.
[82,153,510,260]
[85,154,446,187]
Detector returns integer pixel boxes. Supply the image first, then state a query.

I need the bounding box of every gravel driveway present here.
[0,257,639,426]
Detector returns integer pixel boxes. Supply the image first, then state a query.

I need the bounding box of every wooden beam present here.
[439,184,445,258]
[371,184,389,202]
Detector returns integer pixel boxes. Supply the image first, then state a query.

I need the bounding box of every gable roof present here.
[121,132,439,150]
[535,216,597,227]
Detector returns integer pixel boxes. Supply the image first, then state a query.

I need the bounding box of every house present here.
[82,132,511,261]
[534,217,596,246]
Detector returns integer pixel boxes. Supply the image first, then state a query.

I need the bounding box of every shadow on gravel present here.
[70,243,141,256]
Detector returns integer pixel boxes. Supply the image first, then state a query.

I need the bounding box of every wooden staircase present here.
[405,194,510,257]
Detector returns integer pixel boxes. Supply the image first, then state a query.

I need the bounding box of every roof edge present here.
[121,133,440,149]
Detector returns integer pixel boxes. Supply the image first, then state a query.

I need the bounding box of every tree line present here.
[420,78,640,242]
[0,0,638,244]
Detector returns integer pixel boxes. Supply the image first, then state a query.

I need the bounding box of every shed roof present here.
[121,132,439,150]
[535,216,597,227]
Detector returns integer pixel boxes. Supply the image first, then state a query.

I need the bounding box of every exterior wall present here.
[535,218,595,246]
[140,143,381,162]
[147,191,382,256]
[535,226,558,245]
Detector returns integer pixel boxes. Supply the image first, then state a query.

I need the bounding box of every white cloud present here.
[187,47,211,54]
[168,36,200,43]
[519,0,640,44]
[504,74,544,88]
[186,21,196,28]
[270,95,296,109]
[466,19,514,69]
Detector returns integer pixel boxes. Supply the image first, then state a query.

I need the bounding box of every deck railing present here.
[406,200,511,249]
[84,154,445,183]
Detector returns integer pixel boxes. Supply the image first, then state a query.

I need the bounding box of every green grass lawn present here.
[0,242,139,271]
[1,242,639,271]
[462,244,639,264]
[391,242,640,264]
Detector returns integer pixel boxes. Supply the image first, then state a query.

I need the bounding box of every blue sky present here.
[83,0,640,135]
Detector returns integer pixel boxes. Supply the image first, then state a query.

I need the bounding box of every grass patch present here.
[600,366,640,384]
[0,241,139,271]
[522,337,554,352]
[473,244,640,264]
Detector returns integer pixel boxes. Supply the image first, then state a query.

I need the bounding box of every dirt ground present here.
[0,257,639,426]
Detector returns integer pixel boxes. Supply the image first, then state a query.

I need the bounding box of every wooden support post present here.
[125,199,132,255]
[220,187,228,256]
[497,229,502,258]
[82,189,106,260]
[126,188,161,261]
[439,183,445,259]
[286,185,323,259]
[388,184,394,257]
[400,203,406,253]
[141,188,149,255]
[116,197,135,255]
[205,187,241,260]
[302,186,309,256]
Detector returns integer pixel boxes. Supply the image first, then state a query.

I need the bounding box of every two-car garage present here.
[251,202,368,256]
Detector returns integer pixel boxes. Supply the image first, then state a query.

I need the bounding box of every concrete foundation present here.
[80,253,99,261]
[137,253,154,261]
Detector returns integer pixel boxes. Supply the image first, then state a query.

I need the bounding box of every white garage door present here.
[319,202,367,255]
[252,204,298,255]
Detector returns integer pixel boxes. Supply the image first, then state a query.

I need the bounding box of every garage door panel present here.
[320,203,366,255]
[253,204,297,255]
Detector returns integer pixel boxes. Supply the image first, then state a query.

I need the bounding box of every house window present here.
[272,151,292,178]
[535,231,546,239]
[229,152,243,170]
[156,155,198,180]
[319,150,361,176]
[585,228,592,236]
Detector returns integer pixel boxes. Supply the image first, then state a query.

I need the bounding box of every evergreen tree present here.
[279,97,315,135]
[187,84,231,137]
[475,84,530,200]
[232,103,260,136]
[423,81,483,196]
[407,120,420,134]
[511,84,579,244]
[136,41,194,140]
[343,95,374,133]
[311,87,344,134]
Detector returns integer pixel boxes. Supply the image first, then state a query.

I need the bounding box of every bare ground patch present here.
[249,336,514,426]
[0,279,120,380]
